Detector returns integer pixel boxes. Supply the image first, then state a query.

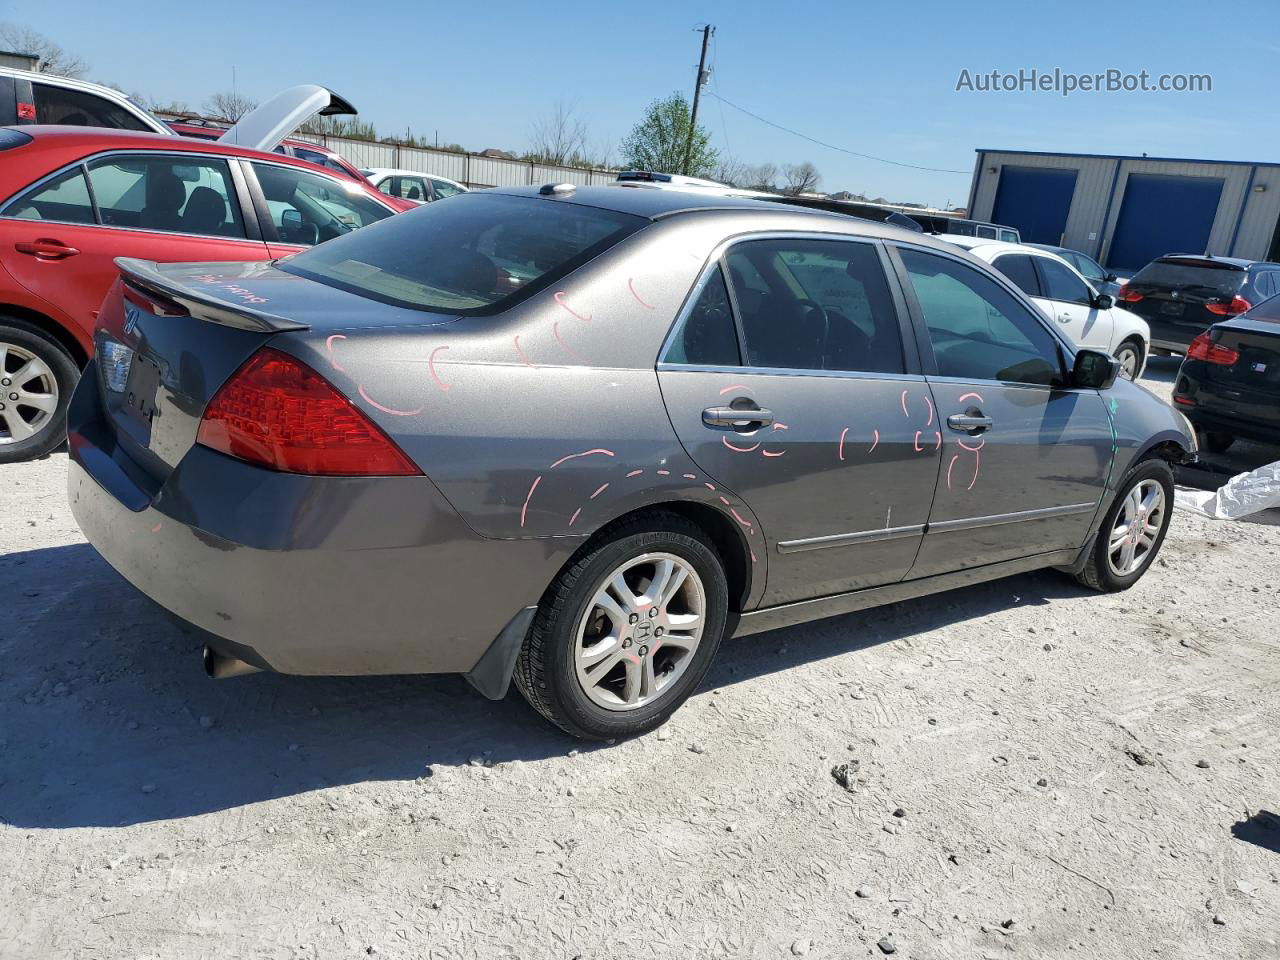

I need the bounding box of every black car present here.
[1118,255,1280,353]
[1172,294,1280,452]
[1028,243,1122,298]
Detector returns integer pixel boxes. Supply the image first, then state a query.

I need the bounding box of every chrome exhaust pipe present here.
[202,645,262,679]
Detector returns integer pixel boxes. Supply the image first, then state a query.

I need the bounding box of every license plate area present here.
[122,353,161,439]
[1159,300,1184,317]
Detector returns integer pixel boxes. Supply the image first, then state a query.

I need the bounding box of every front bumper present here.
[67,368,569,678]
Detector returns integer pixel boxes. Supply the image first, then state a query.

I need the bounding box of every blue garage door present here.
[991,166,1078,244]
[1105,174,1223,274]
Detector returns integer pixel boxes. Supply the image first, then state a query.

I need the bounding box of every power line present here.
[704,91,971,175]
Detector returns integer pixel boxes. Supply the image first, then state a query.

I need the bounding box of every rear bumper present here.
[66,366,569,679]
[1172,363,1280,444]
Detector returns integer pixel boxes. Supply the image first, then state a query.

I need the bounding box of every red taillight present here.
[1205,295,1252,316]
[196,348,422,476]
[1186,333,1240,367]
[1173,395,1195,406]
[1117,284,1143,303]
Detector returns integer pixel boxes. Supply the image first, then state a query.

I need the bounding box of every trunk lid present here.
[1204,317,1280,398]
[96,258,459,483]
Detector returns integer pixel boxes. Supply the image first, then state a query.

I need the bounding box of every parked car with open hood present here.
[67,184,1194,739]
[1116,255,1280,354]
[1172,293,1280,452]
[0,125,399,461]
[942,236,1150,379]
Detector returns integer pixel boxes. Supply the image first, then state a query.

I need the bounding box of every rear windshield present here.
[1129,258,1245,296]
[281,193,644,315]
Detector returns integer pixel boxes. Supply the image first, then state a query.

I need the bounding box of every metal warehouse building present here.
[966,150,1280,274]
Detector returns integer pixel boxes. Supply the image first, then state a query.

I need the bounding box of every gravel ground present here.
[2,359,1279,960]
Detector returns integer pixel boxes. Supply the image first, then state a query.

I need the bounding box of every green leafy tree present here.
[621,92,717,177]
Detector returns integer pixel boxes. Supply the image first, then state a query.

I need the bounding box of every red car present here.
[0,125,405,461]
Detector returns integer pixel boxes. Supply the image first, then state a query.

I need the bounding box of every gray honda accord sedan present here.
[68,185,1196,739]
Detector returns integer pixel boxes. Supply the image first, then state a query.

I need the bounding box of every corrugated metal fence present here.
[290,132,618,189]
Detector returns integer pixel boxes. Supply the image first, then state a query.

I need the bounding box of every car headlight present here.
[100,340,133,393]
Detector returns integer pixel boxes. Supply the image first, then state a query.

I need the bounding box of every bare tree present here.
[741,163,779,192]
[710,156,750,187]
[782,162,821,196]
[204,91,258,122]
[0,22,88,77]
[527,100,589,166]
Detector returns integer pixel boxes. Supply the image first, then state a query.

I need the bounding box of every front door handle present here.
[947,413,993,434]
[15,239,80,259]
[1057,314,1073,323]
[703,405,774,429]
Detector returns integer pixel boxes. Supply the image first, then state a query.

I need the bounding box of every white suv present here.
[0,66,173,132]
[943,236,1150,379]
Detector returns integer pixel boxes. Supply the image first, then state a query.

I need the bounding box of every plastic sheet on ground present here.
[1174,460,1280,519]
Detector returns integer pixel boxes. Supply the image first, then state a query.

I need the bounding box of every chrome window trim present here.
[657,362,927,384]
[0,148,266,244]
[778,524,926,554]
[926,502,1096,534]
[657,230,913,376]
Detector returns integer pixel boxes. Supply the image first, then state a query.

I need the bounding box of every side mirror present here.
[1073,348,1121,390]
[1104,273,1118,282]
[1093,293,1114,310]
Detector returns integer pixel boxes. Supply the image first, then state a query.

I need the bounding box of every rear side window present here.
[899,247,1063,386]
[993,254,1041,297]
[663,265,740,366]
[280,192,644,315]
[431,178,463,198]
[87,155,245,238]
[1130,258,1246,297]
[2,167,95,224]
[1249,270,1276,300]
[724,238,905,374]
[32,82,151,131]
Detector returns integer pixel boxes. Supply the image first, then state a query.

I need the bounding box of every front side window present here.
[993,254,1041,297]
[1037,257,1093,305]
[32,83,151,131]
[663,265,740,366]
[87,155,245,238]
[294,147,351,177]
[1,167,95,224]
[252,162,391,246]
[1071,252,1107,282]
[724,238,904,374]
[898,247,1063,386]
[280,192,644,315]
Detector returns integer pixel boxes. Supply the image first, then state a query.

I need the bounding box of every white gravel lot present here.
[2,358,1279,960]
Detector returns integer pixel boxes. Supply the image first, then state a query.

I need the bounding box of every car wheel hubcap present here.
[1118,348,1138,380]
[1107,479,1165,576]
[573,552,705,712]
[0,342,58,445]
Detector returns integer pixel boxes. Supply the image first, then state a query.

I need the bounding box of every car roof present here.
[1155,254,1259,269]
[10,125,349,168]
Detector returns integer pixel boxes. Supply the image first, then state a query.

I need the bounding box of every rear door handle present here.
[703,405,774,428]
[947,413,993,434]
[15,239,80,259]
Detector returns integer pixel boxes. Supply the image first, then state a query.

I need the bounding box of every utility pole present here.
[682,24,714,176]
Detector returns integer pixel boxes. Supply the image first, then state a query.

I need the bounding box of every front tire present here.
[0,318,79,464]
[1074,458,1174,592]
[1113,339,1143,381]
[514,514,729,740]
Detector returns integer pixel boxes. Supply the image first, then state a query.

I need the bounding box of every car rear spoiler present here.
[115,258,309,333]
[217,84,357,153]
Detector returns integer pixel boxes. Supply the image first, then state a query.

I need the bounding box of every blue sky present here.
[17,0,1278,207]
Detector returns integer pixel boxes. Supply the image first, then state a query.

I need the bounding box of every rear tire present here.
[1074,458,1174,593]
[0,318,79,464]
[514,513,729,740]
[1200,430,1234,454]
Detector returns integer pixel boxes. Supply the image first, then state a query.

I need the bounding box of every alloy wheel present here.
[573,552,706,711]
[0,342,59,445]
[1106,479,1165,576]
